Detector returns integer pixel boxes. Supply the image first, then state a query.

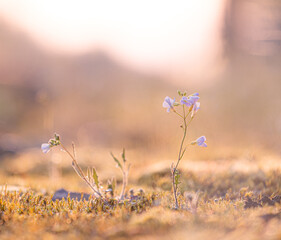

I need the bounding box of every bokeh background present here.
[0,0,280,167]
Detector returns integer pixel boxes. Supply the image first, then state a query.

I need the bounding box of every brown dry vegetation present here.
[0,148,280,240]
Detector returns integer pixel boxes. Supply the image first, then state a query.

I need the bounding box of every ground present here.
[0,148,280,240]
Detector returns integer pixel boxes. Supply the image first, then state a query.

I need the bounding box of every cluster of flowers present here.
[163,92,207,147]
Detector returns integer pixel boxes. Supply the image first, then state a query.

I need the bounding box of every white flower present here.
[41,143,51,154]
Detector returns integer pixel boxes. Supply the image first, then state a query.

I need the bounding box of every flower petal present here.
[180,96,192,107]
[163,96,175,112]
[41,143,51,154]
[196,136,206,145]
[191,102,200,117]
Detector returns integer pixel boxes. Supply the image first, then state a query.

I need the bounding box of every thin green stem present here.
[171,105,195,209]
[60,143,76,162]
[174,115,194,170]
[186,116,194,127]
[171,167,178,209]
[171,106,186,209]
[174,110,191,170]
[182,104,186,119]
[173,109,184,119]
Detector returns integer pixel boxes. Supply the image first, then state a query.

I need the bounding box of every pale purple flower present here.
[163,96,175,112]
[195,136,207,147]
[180,96,192,107]
[191,102,200,118]
[41,143,51,154]
[180,93,200,107]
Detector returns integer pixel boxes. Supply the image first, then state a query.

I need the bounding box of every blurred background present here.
[0,0,280,170]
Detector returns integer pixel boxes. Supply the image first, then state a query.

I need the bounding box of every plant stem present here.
[171,168,179,209]
[120,169,126,200]
[173,109,184,119]
[171,105,191,209]
[119,163,130,200]
[60,143,102,198]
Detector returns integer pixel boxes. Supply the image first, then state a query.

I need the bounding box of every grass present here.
[0,149,280,239]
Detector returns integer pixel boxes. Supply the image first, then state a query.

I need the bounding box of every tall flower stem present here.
[163,92,204,209]
[171,106,192,209]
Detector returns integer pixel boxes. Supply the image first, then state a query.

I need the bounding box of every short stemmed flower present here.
[42,134,132,201]
[42,133,103,198]
[163,91,207,210]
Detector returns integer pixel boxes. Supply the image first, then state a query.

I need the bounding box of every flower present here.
[180,93,200,107]
[191,102,200,118]
[194,136,207,147]
[41,143,51,154]
[180,96,191,107]
[163,96,175,112]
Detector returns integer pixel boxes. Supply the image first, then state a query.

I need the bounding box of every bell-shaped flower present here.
[191,102,200,118]
[163,96,175,112]
[41,143,51,154]
[192,136,207,147]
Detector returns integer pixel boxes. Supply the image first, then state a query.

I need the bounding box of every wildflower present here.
[41,143,51,153]
[189,93,200,102]
[180,96,191,107]
[191,102,200,118]
[180,93,200,107]
[163,91,207,209]
[163,96,175,112]
[193,136,207,147]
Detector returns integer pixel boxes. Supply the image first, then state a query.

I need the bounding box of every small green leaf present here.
[54,133,60,141]
[175,170,181,187]
[107,180,112,190]
[122,148,126,163]
[110,152,123,171]
[111,177,116,193]
[92,168,99,190]
[177,90,184,96]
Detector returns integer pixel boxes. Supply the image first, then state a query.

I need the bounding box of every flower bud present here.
[54,133,60,141]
